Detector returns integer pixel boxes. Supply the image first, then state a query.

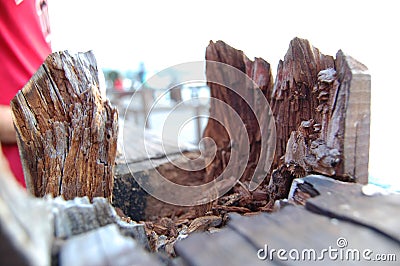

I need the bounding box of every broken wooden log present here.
[266,38,370,204]
[203,40,274,200]
[272,39,370,183]
[11,51,118,201]
[203,38,370,209]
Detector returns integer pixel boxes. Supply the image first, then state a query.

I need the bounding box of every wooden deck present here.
[175,175,400,265]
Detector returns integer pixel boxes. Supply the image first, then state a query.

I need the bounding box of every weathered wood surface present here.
[203,40,274,185]
[0,148,160,266]
[335,53,370,184]
[202,38,371,211]
[0,144,53,266]
[51,196,149,249]
[11,51,118,201]
[271,38,335,176]
[176,228,268,266]
[268,39,370,205]
[290,175,400,244]
[51,196,161,266]
[176,176,400,265]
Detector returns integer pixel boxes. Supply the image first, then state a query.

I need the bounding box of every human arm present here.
[0,105,17,144]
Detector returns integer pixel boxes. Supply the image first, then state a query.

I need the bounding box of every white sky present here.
[49,0,400,188]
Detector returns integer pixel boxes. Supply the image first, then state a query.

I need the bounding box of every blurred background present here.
[49,0,399,190]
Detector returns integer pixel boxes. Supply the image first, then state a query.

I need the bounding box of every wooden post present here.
[203,38,371,208]
[11,51,118,201]
[203,40,274,192]
[270,42,371,191]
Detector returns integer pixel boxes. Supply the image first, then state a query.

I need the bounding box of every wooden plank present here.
[296,175,400,244]
[11,51,118,201]
[229,205,398,265]
[175,228,272,266]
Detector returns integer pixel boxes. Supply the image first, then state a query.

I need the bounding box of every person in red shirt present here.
[0,0,51,187]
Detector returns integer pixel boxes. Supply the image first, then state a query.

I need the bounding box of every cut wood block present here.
[11,51,118,201]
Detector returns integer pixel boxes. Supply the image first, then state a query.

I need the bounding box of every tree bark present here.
[11,51,118,201]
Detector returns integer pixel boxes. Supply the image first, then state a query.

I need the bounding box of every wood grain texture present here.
[271,37,335,174]
[175,228,270,266]
[273,43,371,185]
[292,175,400,244]
[335,52,370,184]
[203,40,274,203]
[11,51,118,201]
[229,205,398,265]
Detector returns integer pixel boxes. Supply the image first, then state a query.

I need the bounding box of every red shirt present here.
[0,0,51,187]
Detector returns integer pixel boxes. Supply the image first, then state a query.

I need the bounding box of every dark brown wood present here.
[270,38,335,174]
[203,40,274,205]
[11,51,118,201]
[203,38,370,208]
